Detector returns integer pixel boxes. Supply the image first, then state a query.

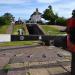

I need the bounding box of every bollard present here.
[71,53,75,75]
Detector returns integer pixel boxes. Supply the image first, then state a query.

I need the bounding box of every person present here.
[67,9,75,75]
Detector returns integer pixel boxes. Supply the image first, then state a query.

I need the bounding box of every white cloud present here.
[0,0,31,4]
[37,0,60,3]
[51,0,75,18]
[37,0,75,18]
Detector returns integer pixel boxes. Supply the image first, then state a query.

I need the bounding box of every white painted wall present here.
[0,34,11,42]
[31,14,41,22]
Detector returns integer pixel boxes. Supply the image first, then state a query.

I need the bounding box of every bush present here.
[0,17,6,26]
[56,17,67,26]
[0,16,11,26]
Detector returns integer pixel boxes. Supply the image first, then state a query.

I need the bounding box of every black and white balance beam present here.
[0,34,65,42]
[0,34,46,42]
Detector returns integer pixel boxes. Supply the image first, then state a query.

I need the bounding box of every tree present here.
[42,5,55,24]
[0,17,6,26]
[54,13,59,24]
[56,17,67,26]
[54,13,58,20]
[3,13,14,25]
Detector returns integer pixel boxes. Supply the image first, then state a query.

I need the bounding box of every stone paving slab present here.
[7,70,26,75]
[9,63,24,69]
[28,61,57,67]
[7,67,70,75]
[0,52,14,58]
[24,62,29,67]
[29,62,48,66]
[16,53,25,57]
[0,70,7,75]
[0,52,15,68]
[0,57,10,69]
[8,61,57,69]
[47,67,67,75]
[29,68,49,75]
[63,66,71,72]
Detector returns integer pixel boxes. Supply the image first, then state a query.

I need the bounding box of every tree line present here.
[42,5,67,26]
[0,13,14,26]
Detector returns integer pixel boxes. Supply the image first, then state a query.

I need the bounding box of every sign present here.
[0,34,11,42]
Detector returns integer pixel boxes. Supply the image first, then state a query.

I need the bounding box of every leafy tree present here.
[0,17,6,26]
[42,5,56,24]
[3,13,14,25]
[54,13,58,20]
[0,13,14,26]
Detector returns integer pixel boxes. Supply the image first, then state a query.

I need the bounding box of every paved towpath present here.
[0,45,71,75]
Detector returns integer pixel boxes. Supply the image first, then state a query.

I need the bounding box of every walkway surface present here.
[0,46,71,75]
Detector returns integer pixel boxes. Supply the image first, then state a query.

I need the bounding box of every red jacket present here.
[67,18,75,52]
[67,18,75,30]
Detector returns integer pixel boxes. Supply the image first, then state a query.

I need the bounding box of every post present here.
[71,52,75,75]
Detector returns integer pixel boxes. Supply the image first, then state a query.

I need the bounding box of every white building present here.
[30,8,42,23]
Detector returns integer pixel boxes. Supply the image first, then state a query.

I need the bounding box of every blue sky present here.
[0,0,75,20]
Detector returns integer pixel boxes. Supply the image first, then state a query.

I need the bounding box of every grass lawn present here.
[41,25,66,35]
[0,41,37,47]
[0,24,38,47]
[0,25,9,34]
[12,24,26,35]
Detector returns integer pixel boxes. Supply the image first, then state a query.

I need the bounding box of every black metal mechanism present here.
[11,35,67,48]
[26,23,44,35]
[26,23,67,47]
[11,35,55,42]
[11,23,67,48]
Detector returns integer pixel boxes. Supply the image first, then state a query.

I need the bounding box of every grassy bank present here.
[41,25,66,35]
[12,24,25,35]
[0,25,9,34]
[0,41,37,47]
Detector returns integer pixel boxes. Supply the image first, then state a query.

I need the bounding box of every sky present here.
[0,0,75,20]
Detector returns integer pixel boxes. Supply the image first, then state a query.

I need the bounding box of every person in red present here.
[67,9,75,75]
